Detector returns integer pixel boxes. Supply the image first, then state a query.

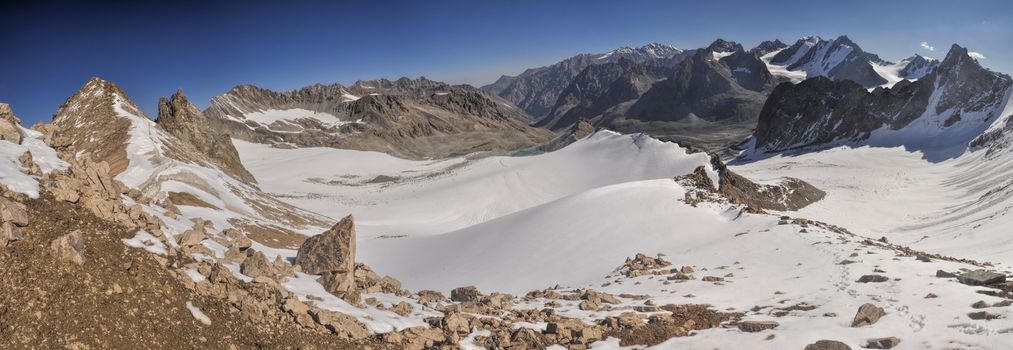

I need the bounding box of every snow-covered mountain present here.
[765,35,889,87]
[204,77,552,159]
[748,44,1011,159]
[480,43,683,118]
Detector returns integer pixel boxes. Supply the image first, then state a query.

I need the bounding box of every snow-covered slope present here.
[0,127,68,197]
[733,114,1013,263]
[237,126,1013,348]
[235,130,715,239]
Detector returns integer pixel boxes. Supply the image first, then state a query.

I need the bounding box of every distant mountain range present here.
[203,77,552,159]
[479,35,986,157]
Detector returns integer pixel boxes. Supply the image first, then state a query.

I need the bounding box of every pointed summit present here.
[706,39,744,53]
[156,89,257,184]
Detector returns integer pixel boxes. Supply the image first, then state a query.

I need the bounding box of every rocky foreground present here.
[0,74,1012,349]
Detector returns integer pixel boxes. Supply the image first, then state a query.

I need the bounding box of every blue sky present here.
[1,0,1011,124]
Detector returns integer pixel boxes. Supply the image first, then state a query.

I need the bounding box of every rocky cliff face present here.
[156,90,257,184]
[749,39,788,57]
[204,77,552,159]
[536,59,672,130]
[482,43,683,118]
[624,40,773,124]
[0,103,24,144]
[753,44,1012,153]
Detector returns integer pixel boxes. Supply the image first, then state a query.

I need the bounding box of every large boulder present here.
[51,230,86,265]
[296,215,356,296]
[851,303,885,327]
[957,270,1006,286]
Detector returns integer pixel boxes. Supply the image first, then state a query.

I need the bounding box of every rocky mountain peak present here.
[706,39,744,53]
[157,89,205,127]
[940,44,971,69]
[749,39,788,56]
[155,89,256,184]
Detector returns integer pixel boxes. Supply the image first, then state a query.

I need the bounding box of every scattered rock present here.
[578,300,598,311]
[391,301,412,316]
[177,220,207,246]
[968,311,1001,320]
[865,337,900,349]
[856,275,889,283]
[309,309,369,339]
[50,230,86,265]
[935,270,956,278]
[622,253,672,277]
[737,320,779,332]
[417,290,445,305]
[805,339,852,350]
[851,303,885,327]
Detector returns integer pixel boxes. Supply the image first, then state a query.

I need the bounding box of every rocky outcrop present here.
[0,103,24,144]
[753,44,1012,154]
[156,90,257,184]
[0,197,28,247]
[295,215,356,297]
[50,230,86,265]
[676,158,825,211]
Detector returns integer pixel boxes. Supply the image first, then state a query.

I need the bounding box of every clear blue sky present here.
[1,0,1011,124]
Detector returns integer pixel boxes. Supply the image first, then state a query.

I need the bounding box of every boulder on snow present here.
[851,303,885,327]
[865,337,900,349]
[957,270,1006,286]
[176,220,208,246]
[296,215,356,275]
[738,320,779,332]
[856,274,889,283]
[804,340,852,350]
[51,230,86,265]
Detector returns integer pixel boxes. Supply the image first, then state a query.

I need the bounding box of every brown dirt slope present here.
[0,193,377,349]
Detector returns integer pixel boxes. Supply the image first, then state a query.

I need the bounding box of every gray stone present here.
[865,337,900,349]
[957,270,1006,286]
[804,340,852,350]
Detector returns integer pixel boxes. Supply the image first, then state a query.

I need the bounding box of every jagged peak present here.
[795,35,824,45]
[706,39,743,53]
[942,44,970,64]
